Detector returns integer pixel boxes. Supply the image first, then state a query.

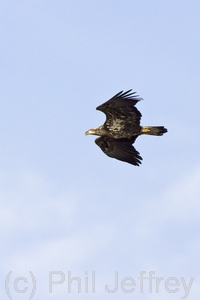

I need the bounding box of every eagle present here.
[85,89,167,166]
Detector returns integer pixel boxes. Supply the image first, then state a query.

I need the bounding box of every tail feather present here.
[141,126,167,136]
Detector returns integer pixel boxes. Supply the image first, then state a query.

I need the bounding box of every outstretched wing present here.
[95,136,142,166]
[96,90,142,139]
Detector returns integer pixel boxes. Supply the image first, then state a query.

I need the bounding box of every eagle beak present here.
[85,129,96,136]
[85,130,90,136]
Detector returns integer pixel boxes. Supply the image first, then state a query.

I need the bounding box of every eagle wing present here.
[95,136,142,166]
[96,90,142,138]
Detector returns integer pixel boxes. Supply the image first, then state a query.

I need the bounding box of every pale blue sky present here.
[0,1,200,299]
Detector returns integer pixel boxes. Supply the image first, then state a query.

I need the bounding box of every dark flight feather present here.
[95,136,142,166]
[96,90,142,139]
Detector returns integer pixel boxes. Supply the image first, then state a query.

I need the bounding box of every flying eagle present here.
[85,90,167,166]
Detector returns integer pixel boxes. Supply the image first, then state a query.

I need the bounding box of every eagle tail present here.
[141,126,167,136]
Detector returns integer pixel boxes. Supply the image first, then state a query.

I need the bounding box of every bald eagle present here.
[85,90,167,166]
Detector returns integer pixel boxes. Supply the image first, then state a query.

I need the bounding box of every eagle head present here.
[85,126,105,136]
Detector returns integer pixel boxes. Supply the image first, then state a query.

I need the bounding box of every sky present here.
[0,0,200,299]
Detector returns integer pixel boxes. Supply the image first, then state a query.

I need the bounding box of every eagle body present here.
[85,90,167,166]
